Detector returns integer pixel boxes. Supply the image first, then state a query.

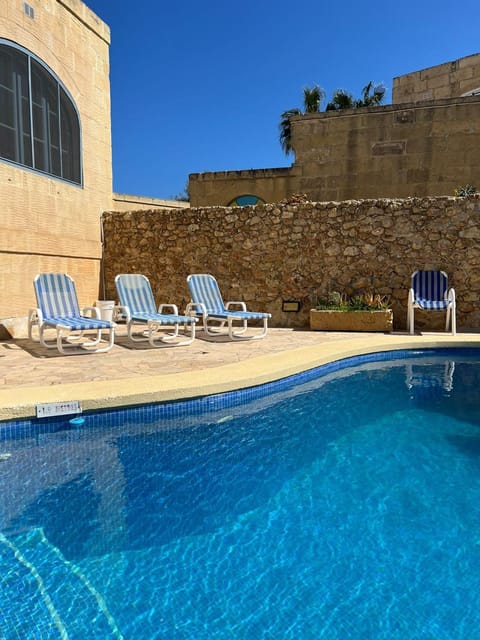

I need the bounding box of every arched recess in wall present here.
[228,194,265,207]
[461,88,480,96]
[0,39,82,185]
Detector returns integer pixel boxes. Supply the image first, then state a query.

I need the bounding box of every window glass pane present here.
[0,124,15,161]
[49,100,61,176]
[21,93,32,166]
[0,44,15,89]
[0,44,31,165]
[60,88,81,183]
[0,87,14,128]
[32,100,47,171]
[31,60,49,172]
[228,195,265,207]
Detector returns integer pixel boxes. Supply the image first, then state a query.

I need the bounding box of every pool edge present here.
[1,333,480,420]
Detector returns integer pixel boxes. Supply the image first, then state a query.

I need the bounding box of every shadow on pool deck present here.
[1,326,480,420]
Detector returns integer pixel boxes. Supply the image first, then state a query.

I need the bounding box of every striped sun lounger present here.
[28,273,116,354]
[115,273,197,347]
[185,273,271,340]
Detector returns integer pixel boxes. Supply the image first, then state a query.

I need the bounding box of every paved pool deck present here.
[1,326,480,421]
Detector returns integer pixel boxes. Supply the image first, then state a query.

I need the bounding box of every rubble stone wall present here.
[102,195,480,331]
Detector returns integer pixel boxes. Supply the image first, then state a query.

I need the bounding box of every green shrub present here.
[315,291,390,311]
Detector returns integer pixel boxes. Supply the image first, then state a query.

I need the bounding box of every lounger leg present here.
[125,320,186,347]
[126,320,171,343]
[37,324,84,352]
[203,318,228,336]
[67,330,89,343]
[445,308,451,333]
[230,318,248,336]
[148,321,195,347]
[77,327,115,353]
[56,327,70,354]
[149,322,179,342]
[38,324,59,349]
[227,317,234,340]
[228,317,269,340]
[246,317,268,340]
[92,327,115,352]
[408,306,415,335]
[127,320,150,343]
[81,328,103,348]
[54,326,114,354]
[445,306,457,335]
[28,310,40,342]
[176,322,196,345]
[151,322,180,343]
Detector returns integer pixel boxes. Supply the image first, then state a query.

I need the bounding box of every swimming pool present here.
[1,349,480,639]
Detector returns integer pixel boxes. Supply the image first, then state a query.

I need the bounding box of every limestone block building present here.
[0,0,186,336]
[189,54,480,207]
[1,0,479,335]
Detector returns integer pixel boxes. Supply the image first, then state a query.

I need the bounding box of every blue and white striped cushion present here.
[116,274,196,325]
[116,274,157,314]
[34,273,114,330]
[208,310,271,320]
[412,271,449,309]
[127,311,195,325]
[34,273,81,318]
[187,274,270,319]
[187,274,226,314]
[414,298,450,310]
[42,316,113,331]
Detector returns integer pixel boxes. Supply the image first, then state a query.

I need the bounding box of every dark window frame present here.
[0,39,82,186]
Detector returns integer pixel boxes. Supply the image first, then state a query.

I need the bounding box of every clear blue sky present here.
[86,0,480,200]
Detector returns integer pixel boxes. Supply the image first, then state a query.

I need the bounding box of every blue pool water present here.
[1,349,480,639]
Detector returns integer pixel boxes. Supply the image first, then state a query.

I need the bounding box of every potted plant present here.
[310,291,393,332]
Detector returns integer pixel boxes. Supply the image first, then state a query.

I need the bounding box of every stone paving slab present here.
[0,327,350,389]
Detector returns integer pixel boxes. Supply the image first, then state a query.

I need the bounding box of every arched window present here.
[461,87,480,97]
[228,194,265,207]
[0,40,81,185]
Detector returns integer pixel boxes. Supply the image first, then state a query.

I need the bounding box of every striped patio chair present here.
[407,270,456,335]
[115,274,197,347]
[185,273,271,340]
[406,360,455,402]
[28,273,116,354]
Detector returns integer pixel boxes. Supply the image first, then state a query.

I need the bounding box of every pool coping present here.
[1,333,480,421]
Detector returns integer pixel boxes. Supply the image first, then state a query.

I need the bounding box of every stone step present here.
[0,528,123,639]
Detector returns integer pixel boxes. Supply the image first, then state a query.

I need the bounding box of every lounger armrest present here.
[185,301,207,318]
[112,305,123,321]
[158,303,179,315]
[226,301,247,311]
[115,304,131,322]
[28,307,42,324]
[27,307,43,340]
[447,287,456,304]
[83,305,100,319]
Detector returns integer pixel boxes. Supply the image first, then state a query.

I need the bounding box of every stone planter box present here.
[310,309,393,332]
